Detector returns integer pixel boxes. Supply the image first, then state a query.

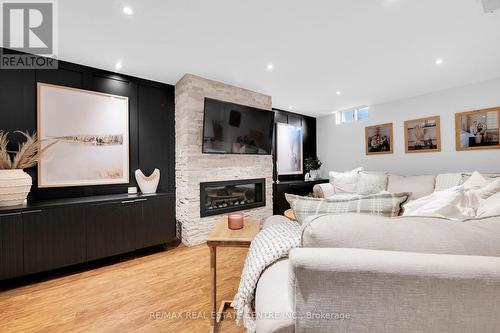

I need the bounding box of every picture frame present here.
[455,107,500,151]
[276,122,303,175]
[404,116,441,153]
[37,83,130,188]
[365,123,393,155]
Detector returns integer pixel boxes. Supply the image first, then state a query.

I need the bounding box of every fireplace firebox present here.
[200,178,266,217]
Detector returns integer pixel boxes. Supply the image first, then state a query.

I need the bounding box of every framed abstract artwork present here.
[37,83,129,188]
[455,107,500,151]
[276,122,303,175]
[365,123,393,155]
[404,116,441,153]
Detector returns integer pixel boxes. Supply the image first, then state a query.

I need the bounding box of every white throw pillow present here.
[477,192,500,217]
[462,171,489,189]
[356,172,388,195]
[435,173,463,192]
[473,179,500,199]
[329,167,363,194]
[402,186,481,220]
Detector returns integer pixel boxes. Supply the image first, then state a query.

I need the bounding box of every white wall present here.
[318,77,500,176]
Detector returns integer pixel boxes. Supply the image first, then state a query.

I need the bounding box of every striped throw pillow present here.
[285,192,410,225]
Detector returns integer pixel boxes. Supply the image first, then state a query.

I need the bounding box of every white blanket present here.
[231,219,301,333]
[403,186,482,220]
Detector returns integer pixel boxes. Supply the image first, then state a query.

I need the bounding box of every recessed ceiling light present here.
[435,58,444,65]
[336,90,341,95]
[122,6,134,15]
[115,61,123,71]
[266,63,274,71]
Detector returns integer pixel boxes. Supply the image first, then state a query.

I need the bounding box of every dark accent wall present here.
[273,108,317,181]
[0,48,175,201]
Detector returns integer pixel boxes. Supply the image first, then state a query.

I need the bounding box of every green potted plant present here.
[0,131,56,207]
[304,156,322,180]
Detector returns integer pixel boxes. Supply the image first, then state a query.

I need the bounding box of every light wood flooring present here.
[0,244,248,333]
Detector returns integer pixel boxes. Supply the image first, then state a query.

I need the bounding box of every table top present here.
[284,209,297,221]
[206,216,261,247]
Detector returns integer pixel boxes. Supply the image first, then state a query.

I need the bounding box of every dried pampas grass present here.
[0,131,57,170]
[0,131,12,169]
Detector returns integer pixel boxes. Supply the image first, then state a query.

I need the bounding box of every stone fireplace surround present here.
[175,74,273,246]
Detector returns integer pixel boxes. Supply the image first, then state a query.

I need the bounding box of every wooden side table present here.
[284,209,297,221]
[206,217,261,333]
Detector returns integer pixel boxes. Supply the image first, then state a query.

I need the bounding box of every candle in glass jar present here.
[228,213,244,230]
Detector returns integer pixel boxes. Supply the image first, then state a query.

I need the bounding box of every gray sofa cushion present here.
[301,213,500,257]
[387,174,435,199]
[255,259,294,333]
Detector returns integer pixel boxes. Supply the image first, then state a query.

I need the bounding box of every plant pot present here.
[309,169,320,180]
[0,170,32,207]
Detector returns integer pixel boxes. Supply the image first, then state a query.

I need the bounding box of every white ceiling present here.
[58,0,500,116]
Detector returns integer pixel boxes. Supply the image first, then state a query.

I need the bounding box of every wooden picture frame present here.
[404,116,441,153]
[365,123,393,155]
[455,107,500,151]
[37,83,130,188]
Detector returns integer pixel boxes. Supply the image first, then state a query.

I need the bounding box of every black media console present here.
[0,193,175,281]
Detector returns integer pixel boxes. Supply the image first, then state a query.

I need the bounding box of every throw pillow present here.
[356,172,388,195]
[387,174,436,200]
[285,192,410,225]
[435,173,463,192]
[462,171,489,189]
[473,179,500,199]
[477,192,500,218]
[328,167,364,194]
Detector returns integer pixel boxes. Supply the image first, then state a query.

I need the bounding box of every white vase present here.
[0,170,32,207]
[309,169,319,180]
[135,168,160,194]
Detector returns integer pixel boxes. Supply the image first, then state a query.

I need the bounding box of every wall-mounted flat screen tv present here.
[202,98,274,155]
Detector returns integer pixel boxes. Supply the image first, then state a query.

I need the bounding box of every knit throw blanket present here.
[231,219,302,333]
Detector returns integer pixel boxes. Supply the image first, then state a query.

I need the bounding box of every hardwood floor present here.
[0,244,248,333]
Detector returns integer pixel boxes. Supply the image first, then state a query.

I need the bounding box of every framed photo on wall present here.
[276,122,303,175]
[37,83,130,188]
[455,107,500,151]
[365,123,393,155]
[404,116,441,153]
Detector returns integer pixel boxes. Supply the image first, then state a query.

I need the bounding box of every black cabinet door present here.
[86,201,138,261]
[136,196,175,249]
[0,213,23,280]
[23,207,86,275]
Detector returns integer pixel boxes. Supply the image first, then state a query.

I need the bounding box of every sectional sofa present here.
[254,170,500,333]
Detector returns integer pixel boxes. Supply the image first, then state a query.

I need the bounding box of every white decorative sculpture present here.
[135,168,160,194]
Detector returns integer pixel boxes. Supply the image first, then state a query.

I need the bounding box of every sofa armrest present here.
[289,248,500,333]
[312,183,334,198]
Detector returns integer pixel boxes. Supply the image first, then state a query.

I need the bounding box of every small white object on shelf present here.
[304,172,311,181]
[135,168,160,194]
[128,186,138,194]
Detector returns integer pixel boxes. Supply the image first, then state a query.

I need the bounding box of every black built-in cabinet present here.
[0,193,174,280]
[0,49,176,281]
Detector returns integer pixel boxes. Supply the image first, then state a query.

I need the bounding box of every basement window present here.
[335,106,369,124]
